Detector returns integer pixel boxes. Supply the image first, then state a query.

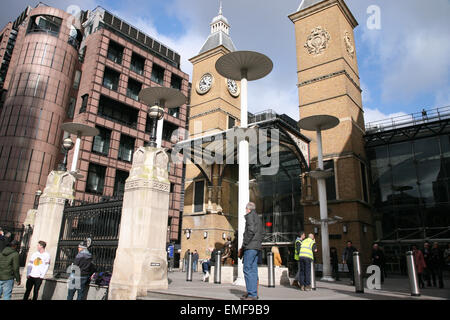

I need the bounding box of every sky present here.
[1,0,449,124]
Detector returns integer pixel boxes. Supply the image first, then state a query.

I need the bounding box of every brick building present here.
[0,4,189,244]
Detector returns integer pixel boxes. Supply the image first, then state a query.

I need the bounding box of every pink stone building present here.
[0,4,189,244]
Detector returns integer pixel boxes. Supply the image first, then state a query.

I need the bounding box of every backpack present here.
[91,271,112,286]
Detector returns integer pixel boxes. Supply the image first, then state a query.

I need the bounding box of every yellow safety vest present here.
[299,238,315,260]
[294,239,302,261]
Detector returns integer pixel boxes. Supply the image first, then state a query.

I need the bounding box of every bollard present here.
[406,251,421,297]
[353,252,364,293]
[267,252,275,288]
[186,253,193,282]
[214,250,222,284]
[310,260,316,290]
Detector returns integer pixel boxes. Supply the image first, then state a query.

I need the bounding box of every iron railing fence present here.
[54,198,123,278]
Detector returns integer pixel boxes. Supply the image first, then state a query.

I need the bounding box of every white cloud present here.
[364,108,408,125]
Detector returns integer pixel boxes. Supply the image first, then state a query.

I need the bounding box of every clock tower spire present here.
[180,3,241,262]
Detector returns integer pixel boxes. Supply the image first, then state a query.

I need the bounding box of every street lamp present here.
[58,137,75,171]
[215,51,273,286]
[60,123,99,176]
[139,87,187,148]
[33,190,42,209]
[299,115,340,282]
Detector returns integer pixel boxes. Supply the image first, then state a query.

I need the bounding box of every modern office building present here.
[0,3,190,244]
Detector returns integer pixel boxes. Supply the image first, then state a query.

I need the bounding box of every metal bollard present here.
[353,252,364,293]
[267,252,275,288]
[214,250,222,284]
[186,253,193,282]
[310,260,316,290]
[406,251,421,297]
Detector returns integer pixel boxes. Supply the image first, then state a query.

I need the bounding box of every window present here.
[171,74,182,90]
[92,126,111,156]
[162,121,178,142]
[103,67,120,91]
[324,160,337,200]
[98,95,139,128]
[79,94,88,113]
[194,180,205,213]
[107,40,124,64]
[73,70,82,89]
[126,78,142,101]
[118,134,135,163]
[67,98,76,119]
[27,15,62,36]
[361,162,369,203]
[228,116,236,129]
[130,52,145,75]
[151,64,165,85]
[86,163,107,195]
[114,170,129,197]
[168,107,180,119]
[68,26,82,50]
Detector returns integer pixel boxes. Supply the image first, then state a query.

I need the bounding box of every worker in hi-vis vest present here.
[293,232,306,288]
[298,234,318,291]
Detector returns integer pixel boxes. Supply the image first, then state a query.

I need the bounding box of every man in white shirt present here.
[23,241,50,300]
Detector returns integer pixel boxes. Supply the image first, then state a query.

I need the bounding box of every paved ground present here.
[141,271,450,301]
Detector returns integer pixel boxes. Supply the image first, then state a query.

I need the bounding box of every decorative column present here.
[108,146,171,300]
[21,171,76,283]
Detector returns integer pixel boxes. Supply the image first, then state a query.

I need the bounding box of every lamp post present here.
[138,87,187,148]
[215,51,273,286]
[60,123,99,176]
[58,137,75,171]
[299,115,340,282]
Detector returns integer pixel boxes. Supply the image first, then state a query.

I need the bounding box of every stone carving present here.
[41,171,76,201]
[304,26,331,56]
[344,31,355,59]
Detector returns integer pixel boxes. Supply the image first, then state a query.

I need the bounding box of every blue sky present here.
[2,0,449,123]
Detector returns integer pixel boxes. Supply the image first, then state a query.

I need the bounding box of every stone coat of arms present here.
[304,26,331,56]
[344,31,355,59]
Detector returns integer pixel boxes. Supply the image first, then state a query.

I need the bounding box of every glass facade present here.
[368,135,450,240]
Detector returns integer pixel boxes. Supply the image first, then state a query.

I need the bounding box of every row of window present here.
[86,162,177,196]
[106,40,183,89]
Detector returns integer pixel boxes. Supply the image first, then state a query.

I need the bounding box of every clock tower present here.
[181,3,241,261]
[289,0,375,264]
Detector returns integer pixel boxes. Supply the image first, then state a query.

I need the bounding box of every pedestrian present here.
[183,249,190,272]
[271,246,282,267]
[0,228,11,253]
[192,250,199,272]
[423,242,432,287]
[167,244,174,272]
[444,243,450,271]
[239,202,263,300]
[67,241,97,300]
[372,243,385,284]
[292,232,305,288]
[298,233,318,291]
[342,240,357,285]
[0,240,21,300]
[429,242,444,289]
[412,245,426,289]
[202,247,215,282]
[23,241,50,300]
[330,247,340,281]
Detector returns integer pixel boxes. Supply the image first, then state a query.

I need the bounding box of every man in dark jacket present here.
[429,242,444,288]
[372,243,385,284]
[342,241,357,285]
[67,241,96,300]
[0,240,21,300]
[0,228,11,253]
[240,202,263,300]
[330,247,340,281]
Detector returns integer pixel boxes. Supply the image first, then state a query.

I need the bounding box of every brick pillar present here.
[108,147,171,300]
[21,171,75,284]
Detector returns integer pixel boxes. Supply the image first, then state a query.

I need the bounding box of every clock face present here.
[227,79,240,97]
[196,73,214,94]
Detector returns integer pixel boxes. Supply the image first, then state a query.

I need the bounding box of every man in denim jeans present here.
[240,202,263,300]
[0,240,21,300]
[67,241,96,300]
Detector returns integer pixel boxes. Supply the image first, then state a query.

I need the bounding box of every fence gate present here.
[54,198,123,278]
